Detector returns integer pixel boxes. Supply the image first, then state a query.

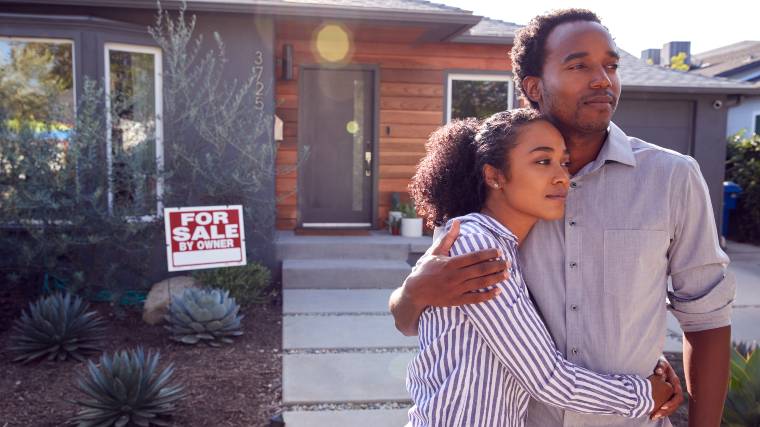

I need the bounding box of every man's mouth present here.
[582,94,616,107]
[546,193,567,200]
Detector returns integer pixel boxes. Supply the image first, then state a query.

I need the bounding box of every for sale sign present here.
[164,205,247,272]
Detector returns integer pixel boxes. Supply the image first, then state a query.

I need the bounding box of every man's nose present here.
[589,65,611,89]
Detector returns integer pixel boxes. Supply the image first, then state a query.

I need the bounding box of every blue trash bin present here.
[722,181,742,237]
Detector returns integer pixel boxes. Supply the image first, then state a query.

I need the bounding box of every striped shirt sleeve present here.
[450,232,655,418]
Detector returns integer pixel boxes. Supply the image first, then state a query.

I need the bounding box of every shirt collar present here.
[598,122,637,167]
[448,212,518,244]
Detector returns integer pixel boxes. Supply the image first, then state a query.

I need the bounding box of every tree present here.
[670,52,690,72]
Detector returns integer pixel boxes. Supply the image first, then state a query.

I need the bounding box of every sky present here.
[440,0,760,57]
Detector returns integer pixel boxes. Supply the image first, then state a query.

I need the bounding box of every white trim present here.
[301,223,372,228]
[0,36,77,118]
[104,42,163,220]
[446,72,514,123]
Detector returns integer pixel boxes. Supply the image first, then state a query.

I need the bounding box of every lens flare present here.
[313,23,352,64]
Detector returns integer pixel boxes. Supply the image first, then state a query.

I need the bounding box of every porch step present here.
[275,231,433,261]
[282,259,412,289]
[282,408,410,427]
[282,352,416,404]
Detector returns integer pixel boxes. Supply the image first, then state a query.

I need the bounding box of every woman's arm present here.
[451,232,658,418]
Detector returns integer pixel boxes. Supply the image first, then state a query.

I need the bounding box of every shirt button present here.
[570,181,578,188]
[570,304,578,311]
[571,347,579,355]
[568,219,576,226]
[569,262,578,268]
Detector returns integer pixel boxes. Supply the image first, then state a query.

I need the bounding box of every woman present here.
[405,109,672,426]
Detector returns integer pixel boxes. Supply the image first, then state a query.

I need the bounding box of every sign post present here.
[164,205,247,272]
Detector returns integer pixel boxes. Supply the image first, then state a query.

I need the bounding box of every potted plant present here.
[388,192,403,234]
[399,202,423,237]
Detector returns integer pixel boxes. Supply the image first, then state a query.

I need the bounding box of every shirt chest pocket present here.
[603,229,670,301]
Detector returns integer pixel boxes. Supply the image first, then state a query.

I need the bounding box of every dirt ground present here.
[0,284,282,427]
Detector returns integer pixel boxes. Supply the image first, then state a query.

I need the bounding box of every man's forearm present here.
[389,285,424,336]
[683,325,731,427]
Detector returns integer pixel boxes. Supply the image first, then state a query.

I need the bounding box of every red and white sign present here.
[164,205,247,272]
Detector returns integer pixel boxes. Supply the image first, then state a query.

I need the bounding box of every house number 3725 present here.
[253,50,264,110]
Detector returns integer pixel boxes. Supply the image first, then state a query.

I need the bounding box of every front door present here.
[298,67,375,228]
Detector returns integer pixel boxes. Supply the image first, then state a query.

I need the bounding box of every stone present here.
[142,276,200,325]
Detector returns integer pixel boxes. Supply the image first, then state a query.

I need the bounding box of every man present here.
[390,9,735,427]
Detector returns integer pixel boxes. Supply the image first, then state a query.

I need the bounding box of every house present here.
[3,0,759,247]
[692,41,760,137]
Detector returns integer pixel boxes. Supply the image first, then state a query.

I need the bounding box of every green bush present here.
[723,340,759,426]
[725,132,760,244]
[192,262,272,306]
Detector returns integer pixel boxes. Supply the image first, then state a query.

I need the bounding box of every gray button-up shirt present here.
[520,122,735,427]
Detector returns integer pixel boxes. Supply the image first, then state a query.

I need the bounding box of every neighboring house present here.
[692,41,760,137]
[3,0,759,242]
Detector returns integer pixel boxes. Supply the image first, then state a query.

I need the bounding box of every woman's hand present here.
[648,374,675,418]
[649,357,685,420]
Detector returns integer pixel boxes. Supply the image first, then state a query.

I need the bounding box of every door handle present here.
[364,151,372,177]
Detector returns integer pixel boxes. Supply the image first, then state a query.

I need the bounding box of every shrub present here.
[192,262,272,305]
[69,347,185,426]
[722,340,760,426]
[725,132,760,244]
[165,287,243,347]
[8,292,105,363]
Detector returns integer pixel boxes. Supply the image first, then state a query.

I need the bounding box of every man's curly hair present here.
[511,9,602,109]
[409,109,544,229]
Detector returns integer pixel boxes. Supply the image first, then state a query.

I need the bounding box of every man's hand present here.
[389,220,510,335]
[650,357,685,420]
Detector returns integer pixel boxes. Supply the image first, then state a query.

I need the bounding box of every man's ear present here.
[522,76,542,106]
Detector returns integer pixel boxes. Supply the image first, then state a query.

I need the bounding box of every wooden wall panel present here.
[274,20,513,229]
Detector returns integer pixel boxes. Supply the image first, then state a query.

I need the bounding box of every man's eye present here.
[607,63,620,70]
[569,64,585,70]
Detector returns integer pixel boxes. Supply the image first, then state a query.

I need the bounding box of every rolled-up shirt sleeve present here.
[667,157,736,332]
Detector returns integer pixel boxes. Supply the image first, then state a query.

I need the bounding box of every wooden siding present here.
[275,20,513,229]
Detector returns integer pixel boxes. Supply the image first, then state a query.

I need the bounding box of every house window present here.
[0,37,75,141]
[446,73,514,122]
[105,43,163,218]
[754,113,760,136]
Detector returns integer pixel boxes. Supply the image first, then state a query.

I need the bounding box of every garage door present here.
[613,99,695,155]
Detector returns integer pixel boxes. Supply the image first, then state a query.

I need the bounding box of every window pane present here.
[754,114,760,136]
[108,48,157,216]
[451,79,511,121]
[0,38,74,139]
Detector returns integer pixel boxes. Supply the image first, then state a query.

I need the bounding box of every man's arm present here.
[683,326,731,427]
[389,220,509,336]
[666,157,736,425]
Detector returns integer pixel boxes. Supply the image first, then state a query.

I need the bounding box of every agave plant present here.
[164,288,243,347]
[70,347,185,427]
[722,341,760,427]
[8,292,105,363]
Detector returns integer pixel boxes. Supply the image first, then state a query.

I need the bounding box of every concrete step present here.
[282,259,412,289]
[282,352,416,404]
[276,238,412,261]
[283,289,394,314]
[284,314,418,350]
[283,409,410,427]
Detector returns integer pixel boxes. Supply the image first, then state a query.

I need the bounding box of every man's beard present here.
[543,90,616,134]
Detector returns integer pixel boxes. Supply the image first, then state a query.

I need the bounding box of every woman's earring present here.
[492,183,499,189]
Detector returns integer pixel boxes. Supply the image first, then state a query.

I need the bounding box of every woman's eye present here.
[562,161,571,168]
[536,159,551,165]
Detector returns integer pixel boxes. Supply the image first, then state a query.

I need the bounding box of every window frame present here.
[753,111,760,136]
[103,42,164,221]
[444,71,515,123]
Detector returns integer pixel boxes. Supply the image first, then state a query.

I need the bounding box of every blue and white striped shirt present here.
[406,213,654,426]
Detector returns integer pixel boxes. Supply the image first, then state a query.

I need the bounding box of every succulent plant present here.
[8,292,105,363]
[722,341,760,426]
[164,288,243,346]
[70,347,185,427]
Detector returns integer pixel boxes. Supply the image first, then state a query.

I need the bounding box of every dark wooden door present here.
[299,68,374,227]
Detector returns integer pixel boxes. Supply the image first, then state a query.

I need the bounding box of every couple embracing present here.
[391,9,735,427]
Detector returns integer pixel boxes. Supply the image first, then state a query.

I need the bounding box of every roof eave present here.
[623,84,760,96]
[450,34,514,45]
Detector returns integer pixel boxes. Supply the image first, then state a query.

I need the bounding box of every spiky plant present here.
[164,288,243,347]
[8,292,105,363]
[722,341,760,426]
[70,347,186,427]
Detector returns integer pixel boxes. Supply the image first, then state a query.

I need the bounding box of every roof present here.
[273,0,468,14]
[691,41,760,79]
[619,50,760,94]
[452,17,521,44]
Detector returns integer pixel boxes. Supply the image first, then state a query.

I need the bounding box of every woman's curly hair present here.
[510,9,602,108]
[409,109,544,228]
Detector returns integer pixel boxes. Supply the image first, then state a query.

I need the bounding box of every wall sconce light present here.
[282,44,293,81]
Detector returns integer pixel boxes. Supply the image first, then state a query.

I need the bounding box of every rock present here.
[142,276,200,325]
